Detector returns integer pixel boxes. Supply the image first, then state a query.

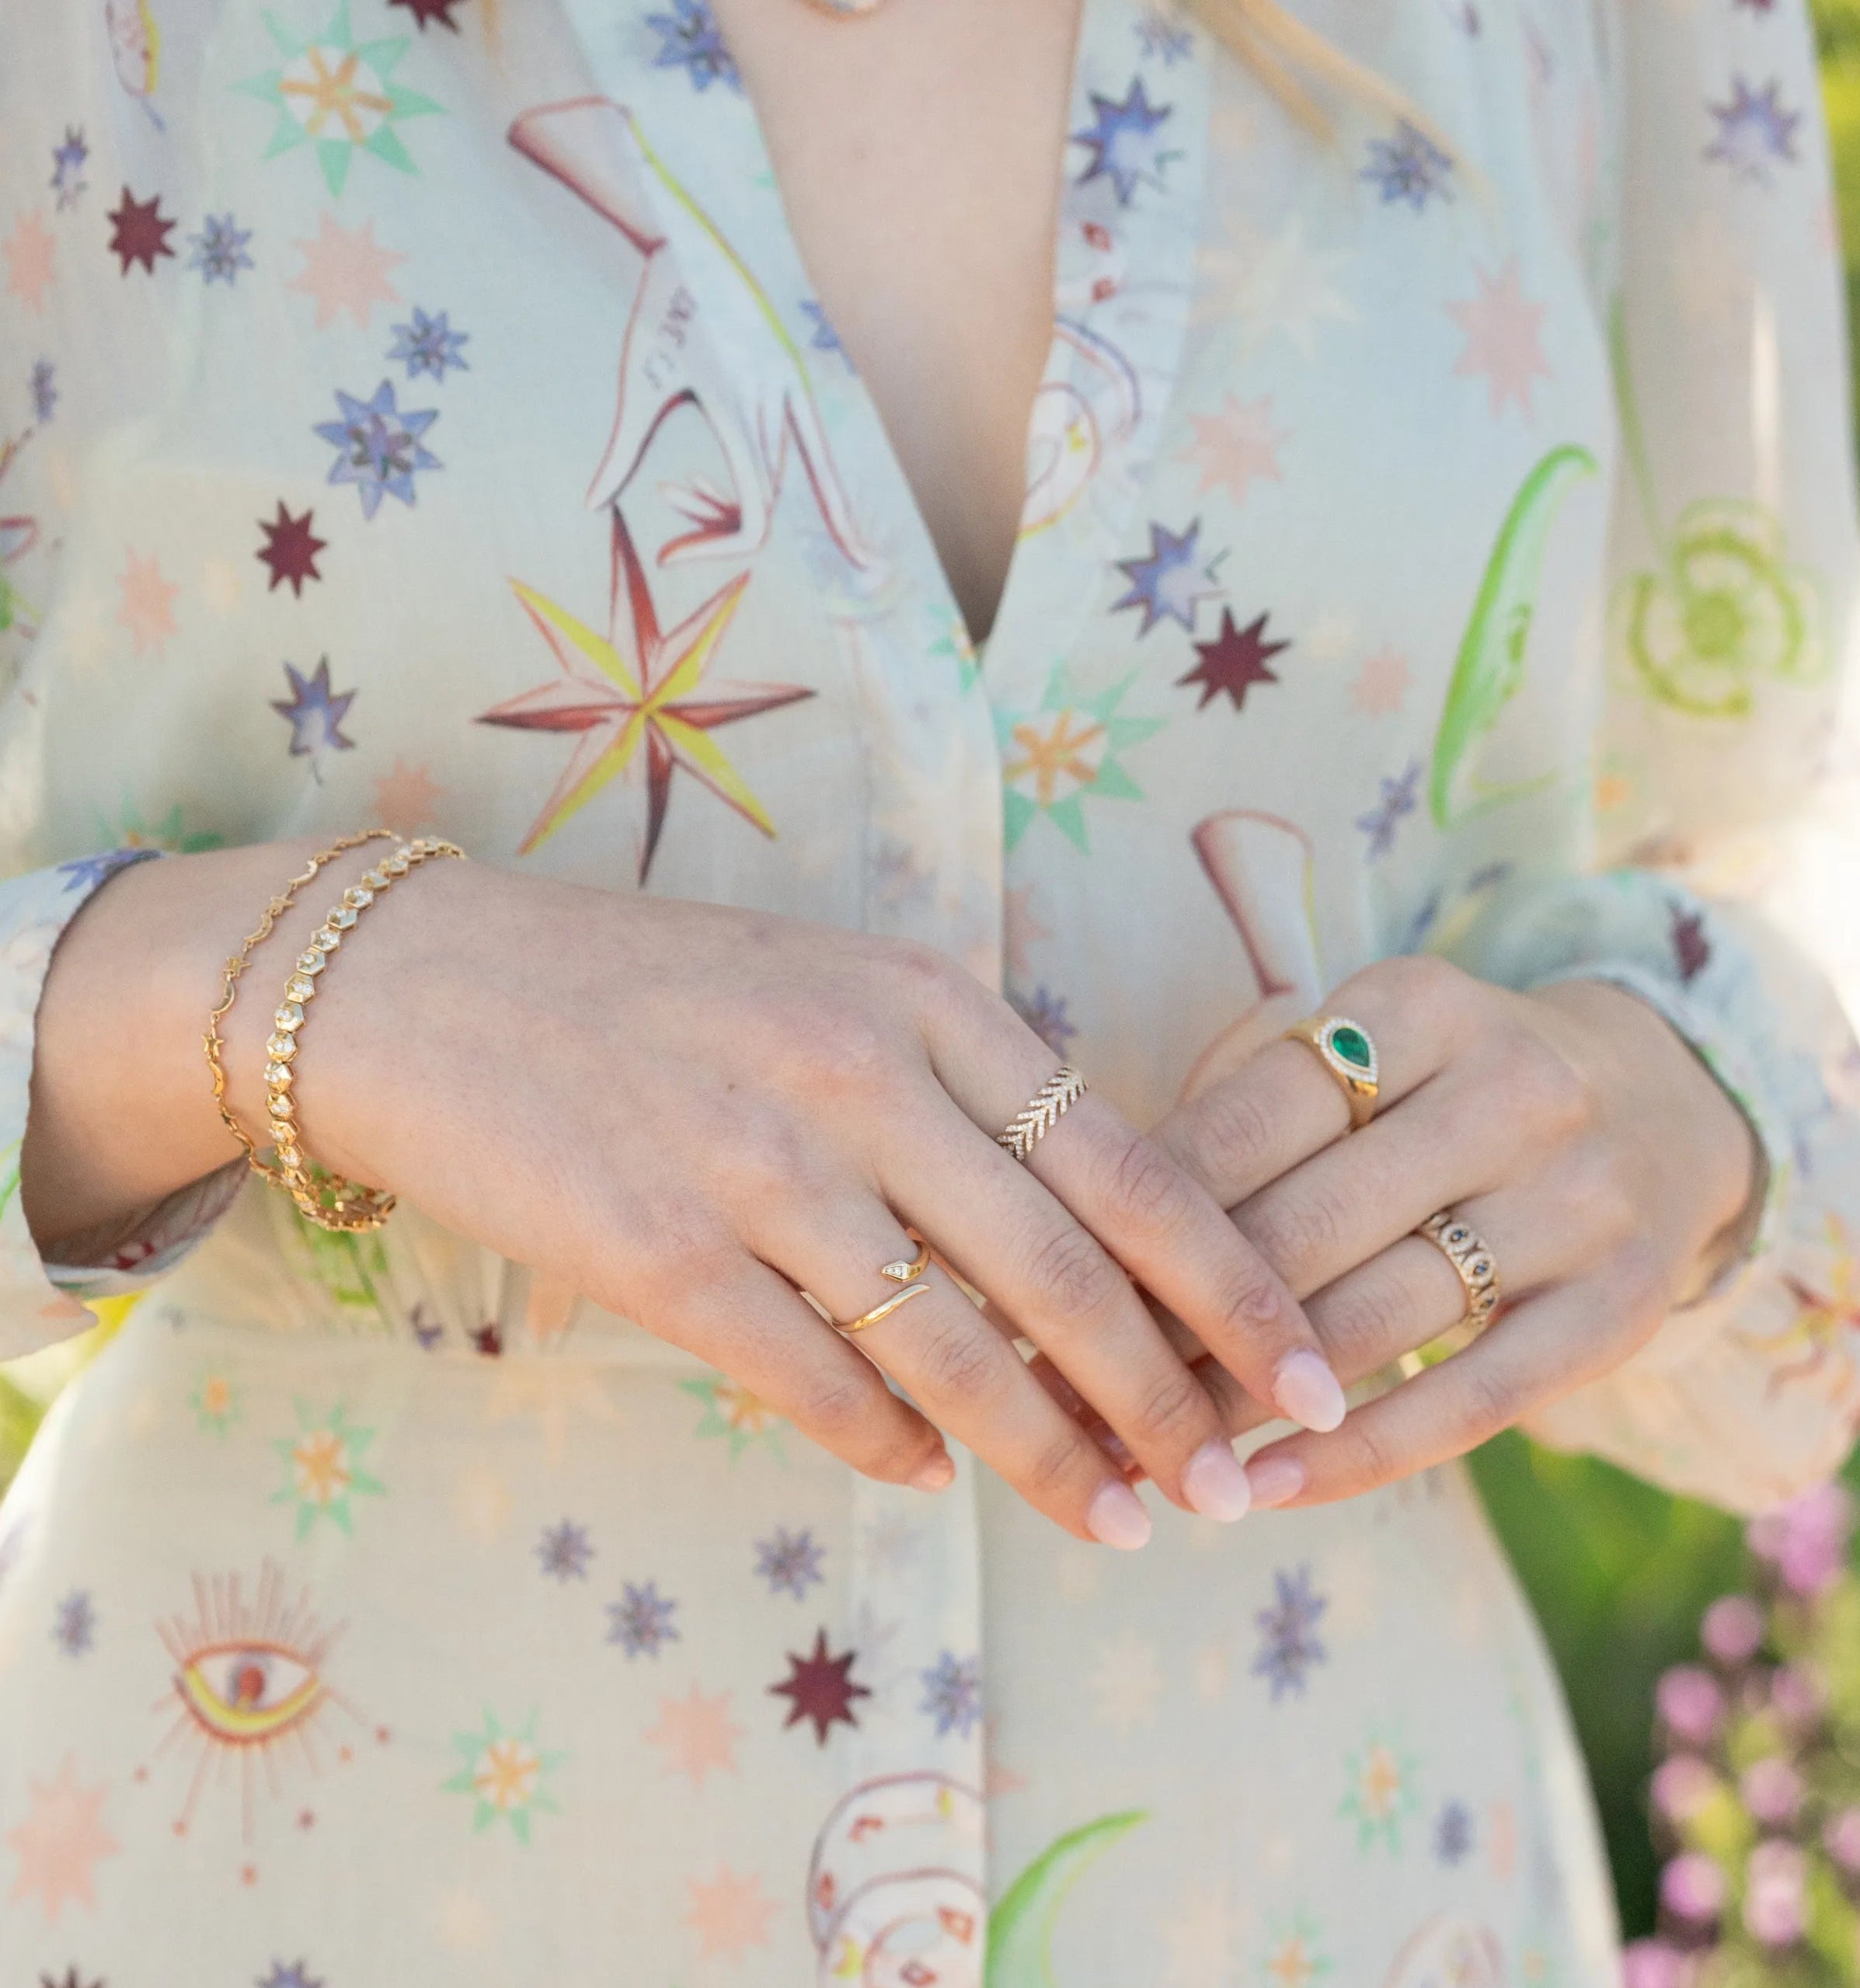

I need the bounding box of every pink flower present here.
[1651,1756,1719,1825]
[1656,1666,1726,1749]
[1740,1756,1803,1827]
[1661,1851,1728,1924]
[1743,1839,1806,1946]
[1769,1663,1823,1730]
[1701,1593,1765,1666]
[1823,1805,1860,1874]
[1748,1482,1854,1596]
[1621,1938,1691,1988]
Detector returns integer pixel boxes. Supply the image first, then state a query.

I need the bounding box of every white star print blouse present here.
[0,1,1857,1982]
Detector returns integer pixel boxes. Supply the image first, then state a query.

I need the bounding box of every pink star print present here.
[1181,392,1287,503]
[287,211,406,331]
[5,1755,120,1924]
[1447,259,1552,418]
[3,211,56,312]
[685,1864,778,1959]
[117,549,179,657]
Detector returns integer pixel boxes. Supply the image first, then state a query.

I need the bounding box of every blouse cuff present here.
[1447,866,1795,1289]
[0,850,235,1356]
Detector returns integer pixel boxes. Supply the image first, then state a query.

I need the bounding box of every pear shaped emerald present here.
[1329,1024,1374,1071]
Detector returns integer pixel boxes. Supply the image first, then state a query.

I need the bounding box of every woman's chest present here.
[10,1,1618,992]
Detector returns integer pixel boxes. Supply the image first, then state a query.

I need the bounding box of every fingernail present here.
[1273,1348,1346,1433]
[911,1451,956,1493]
[1086,1478,1153,1550]
[1247,1454,1306,1509]
[1181,1439,1252,1523]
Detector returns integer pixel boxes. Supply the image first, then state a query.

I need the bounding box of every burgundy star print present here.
[256,503,327,597]
[1178,608,1291,712]
[769,1628,869,1746]
[106,186,176,276]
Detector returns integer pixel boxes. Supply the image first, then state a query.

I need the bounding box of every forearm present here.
[19,834,392,1253]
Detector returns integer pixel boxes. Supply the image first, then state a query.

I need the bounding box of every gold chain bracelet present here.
[260,836,465,1233]
[205,828,398,1182]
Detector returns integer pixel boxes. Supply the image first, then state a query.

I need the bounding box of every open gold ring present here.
[1284,1014,1379,1130]
[831,1234,933,1335]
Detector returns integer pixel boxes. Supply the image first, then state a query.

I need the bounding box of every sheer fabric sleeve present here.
[0,855,244,1360]
[1451,0,1860,1513]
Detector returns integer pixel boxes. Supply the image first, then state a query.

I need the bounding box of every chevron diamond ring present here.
[996,1064,1089,1162]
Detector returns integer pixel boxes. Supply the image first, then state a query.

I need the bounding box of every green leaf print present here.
[1430,443,1599,830]
[1607,294,1825,719]
[985,1809,1148,1987]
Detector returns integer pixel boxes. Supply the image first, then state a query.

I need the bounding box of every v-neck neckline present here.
[572,0,1210,688]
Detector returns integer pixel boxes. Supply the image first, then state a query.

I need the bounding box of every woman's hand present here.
[176,851,1343,1545]
[1143,955,1760,1507]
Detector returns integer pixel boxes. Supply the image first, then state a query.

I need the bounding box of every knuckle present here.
[1099,1130,1196,1237]
[1019,1424,1090,1502]
[625,1200,733,1304]
[911,1310,1009,1405]
[1319,1271,1411,1371]
[1458,1360,1522,1440]
[1127,1363,1214,1448]
[1245,1188,1342,1278]
[1505,1035,1592,1141]
[1206,1258,1294,1349]
[795,1366,879,1444]
[719,1112,817,1205]
[1183,1083,1277,1185]
[1376,950,1472,1016]
[886,938,973,1018]
[1341,1412,1399,1490]
[1023,1220,1127,1322]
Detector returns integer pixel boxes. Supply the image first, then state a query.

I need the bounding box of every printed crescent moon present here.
[1430,441,1599,830]
[985,1809,1148,1988]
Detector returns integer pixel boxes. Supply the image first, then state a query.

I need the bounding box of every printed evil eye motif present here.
[155,1560,376,1847]
[175,1640,324,1744]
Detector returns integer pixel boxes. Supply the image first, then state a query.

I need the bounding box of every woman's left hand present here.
[1136,955,1761,1508]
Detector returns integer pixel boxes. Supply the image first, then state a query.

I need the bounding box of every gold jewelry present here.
[834,1280,930,1335]
[205,829,398,1180]
[1417,1208,1501,1328]
[259,836,465,1232]
[1398,1210,1501,1379]
[1284,1014,1379,1129]
[833,1234,932,1335]
[997,1064,1088,1162]
[879,1237,932,1283]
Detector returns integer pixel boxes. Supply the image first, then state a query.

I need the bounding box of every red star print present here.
[1177,607,1291,712]
[106,186,176,276]
[1670,903,1711,985]
[472,1322,503,1357]
[256,503,327,596]
[770,1628,870,1746]
[389,0,467,24]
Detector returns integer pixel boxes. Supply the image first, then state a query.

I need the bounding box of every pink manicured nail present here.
[1182,1439,1252,1522]
[1086,1478,1153,1550]
[911,1451,956,1493]
[1247,1454,1307,1509]
[1273,1348,1346,1433]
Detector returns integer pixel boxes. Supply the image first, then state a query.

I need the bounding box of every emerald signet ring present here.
[1284,1013,1380,1130]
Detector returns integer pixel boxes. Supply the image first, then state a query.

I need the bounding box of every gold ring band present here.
[831,1231,933,1335]
[834,1280,931,1336]
[1284,1014,1379,1130]
[997,1064,1088,1162]
[1398,1210,1502,1379]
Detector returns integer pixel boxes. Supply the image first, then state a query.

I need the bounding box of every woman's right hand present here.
[29,841,1346,1546]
